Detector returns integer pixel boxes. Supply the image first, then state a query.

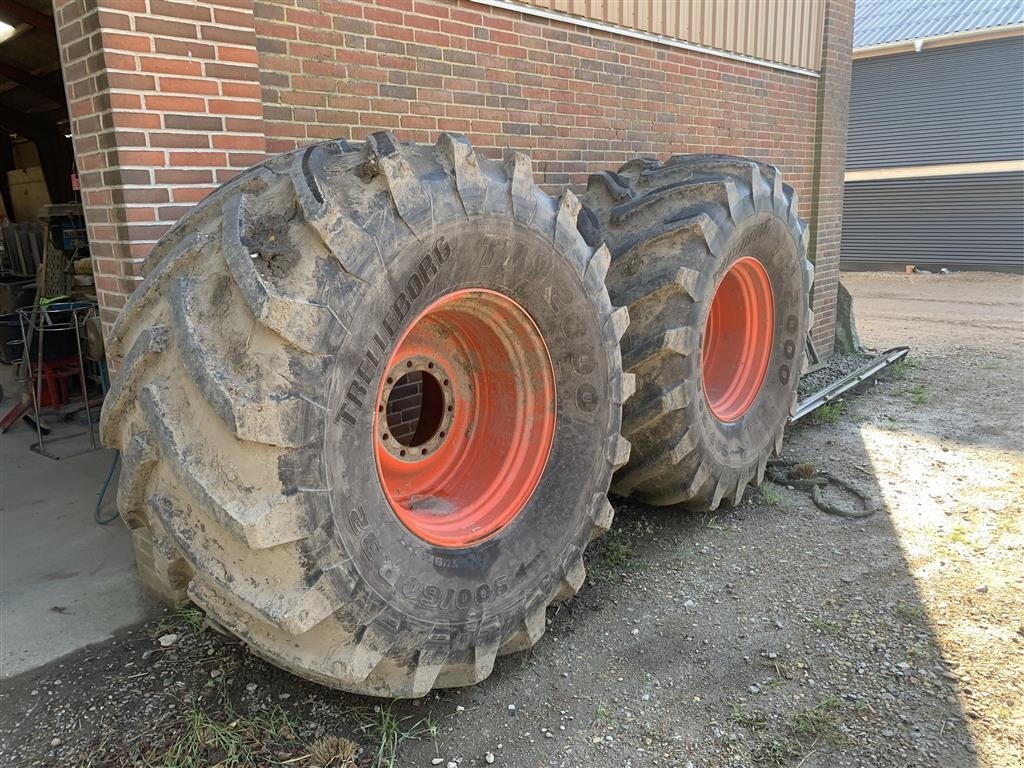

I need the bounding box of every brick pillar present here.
[807,0,854,357]
[54,0,267,340]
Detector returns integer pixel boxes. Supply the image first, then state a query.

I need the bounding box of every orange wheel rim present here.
[701,256,775,422]
[373,289,556,548]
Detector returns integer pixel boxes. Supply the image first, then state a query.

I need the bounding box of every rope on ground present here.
[766,459,878,519]
[95,450,120,525]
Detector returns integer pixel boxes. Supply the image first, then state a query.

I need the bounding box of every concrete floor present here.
[0,398,155,678]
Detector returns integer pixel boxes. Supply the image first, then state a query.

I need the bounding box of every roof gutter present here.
[854,23,1024,59]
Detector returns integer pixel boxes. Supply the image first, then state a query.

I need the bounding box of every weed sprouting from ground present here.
[724,697,851,766]
[811,399,846,424]
[347,703,438,768]
[810,615,837,633]
[306,736,360,767]
[754,483,782,506]
[146,702,298,768]
[895,602,926,623]
[889,358,917,381]
[154,605,206,637]
[790,697,842,738]
[585,514,655,582]
[907,384,930,404]
[728,701,768,729]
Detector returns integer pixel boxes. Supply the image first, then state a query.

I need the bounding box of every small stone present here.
[278,693,290,700]
[684,600,696,608]
[431,759,444,766]
[544,731,554,738]
[50,738,61,747]
[976,584,988,594]
[246,683,257,692]
[210,669,222,679]
[447,762,458,768]
[158,634,178,647]
[456,705,465,712]
[631,628,639,636]
[882,729,895,738]
[507,704,516,713]
[748,685,760,694]
[484,752,495,764]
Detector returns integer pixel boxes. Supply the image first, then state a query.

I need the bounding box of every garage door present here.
[840,172,1024,272]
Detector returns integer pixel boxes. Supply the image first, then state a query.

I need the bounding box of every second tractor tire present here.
[580,155,813,510]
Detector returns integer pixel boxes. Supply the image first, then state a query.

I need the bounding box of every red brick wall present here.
[254,0,820,194]
[55,0,853,351]
[54,0,268,335]
[807,0,855,355]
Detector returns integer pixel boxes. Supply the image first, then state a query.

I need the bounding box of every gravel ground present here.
[1,270,1020,768]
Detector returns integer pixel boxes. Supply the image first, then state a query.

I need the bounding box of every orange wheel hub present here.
[701,256,775,422]
[373,289,556,548]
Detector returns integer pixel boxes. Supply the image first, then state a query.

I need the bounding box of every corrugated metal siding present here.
[840,173,1024,271]
[521,0,824,70]
[848,37,1024,169]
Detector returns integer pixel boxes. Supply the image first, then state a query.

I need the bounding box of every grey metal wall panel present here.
[840,173,1024,271]
[848,37,1024,169]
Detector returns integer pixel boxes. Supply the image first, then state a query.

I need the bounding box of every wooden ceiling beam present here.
[0,61,64,105]
[0,0,54,34]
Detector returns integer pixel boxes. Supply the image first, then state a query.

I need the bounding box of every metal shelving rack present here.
[17,302,99,460]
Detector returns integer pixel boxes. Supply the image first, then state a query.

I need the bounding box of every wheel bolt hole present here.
[427,362,434,369]
[406,360,413,368]
[400,449,406,457]
[382,433,389,441]
[421,448,428,455]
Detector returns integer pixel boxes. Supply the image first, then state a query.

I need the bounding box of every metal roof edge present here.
[853,23,1024,59]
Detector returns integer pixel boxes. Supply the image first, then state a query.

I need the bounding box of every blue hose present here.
[95,450,120,525]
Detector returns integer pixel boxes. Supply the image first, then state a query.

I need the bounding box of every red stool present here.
[30,355,81,407]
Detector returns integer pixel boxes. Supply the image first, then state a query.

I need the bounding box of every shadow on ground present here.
[3,270,1020,768]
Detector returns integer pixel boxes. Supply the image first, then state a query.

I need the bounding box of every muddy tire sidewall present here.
[323,218,611,635]
[692,214,806,467]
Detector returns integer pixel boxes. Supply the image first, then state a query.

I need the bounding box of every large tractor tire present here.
[100,132,632,697]
[579,155,812,510]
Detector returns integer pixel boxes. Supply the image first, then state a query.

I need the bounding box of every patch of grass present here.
[146,702,298,768]
[948,525,970,545]
[809,399,846,424]
[790,697,841,738]
[726,698,855,766]
[306,736,360,767]
[754,483,782,506]
[810,615,837,634]
[906,384,930,405]
[888,358,917,381]
[155,605,206,637]
[895,602,926,623]
[750,736,800,766]
[348,703,438,768]
[586,517,653,582]
[728,701,768,729]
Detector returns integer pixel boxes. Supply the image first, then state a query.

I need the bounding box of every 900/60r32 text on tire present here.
[100,132,633,697]
[580,155,813,510]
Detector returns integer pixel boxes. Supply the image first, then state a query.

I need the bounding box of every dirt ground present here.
[0,270,1021,768]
